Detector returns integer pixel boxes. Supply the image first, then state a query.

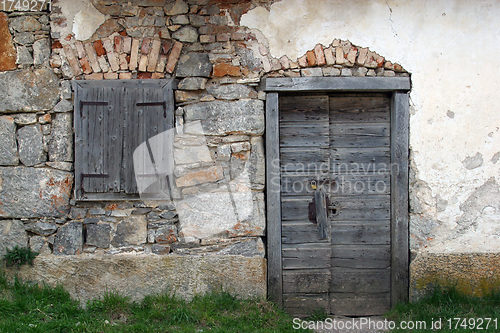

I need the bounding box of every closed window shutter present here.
[74,80,174,200]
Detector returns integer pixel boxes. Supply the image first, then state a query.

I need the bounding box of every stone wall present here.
[0,0,414,302]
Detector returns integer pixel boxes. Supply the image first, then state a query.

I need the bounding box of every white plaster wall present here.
[242,0,500,253]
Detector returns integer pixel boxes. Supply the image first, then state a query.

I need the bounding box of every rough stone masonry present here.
[0,0,455,305]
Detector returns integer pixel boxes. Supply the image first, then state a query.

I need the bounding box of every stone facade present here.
[0,0,409,262]
[1,0,495,304]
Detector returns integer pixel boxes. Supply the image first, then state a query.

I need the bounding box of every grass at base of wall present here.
[386,286,500,332]
[0,271,311,333]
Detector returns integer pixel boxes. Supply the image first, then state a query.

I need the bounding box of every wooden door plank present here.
[283,269,330,293]
[283,293,330,314]
[282,222,330,244]
[330,223,390,245]
[281,173,390,196]
[329,95,390,123]
[330,293,390,316]
[266,92,282,307]
[279,123,329,148]
[262,77,411,92]
[331,245,391,269]
[330,123,389,138]
[73,82,83,198]
[391,91,410,306]
[104,86,123,193]
[330,268,391,293]
[279,95,328,122]
[282,247,331,269]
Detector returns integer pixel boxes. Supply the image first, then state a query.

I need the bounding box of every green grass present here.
[0,271,311,333]
[386,285,500,332]
[3,246,38,268]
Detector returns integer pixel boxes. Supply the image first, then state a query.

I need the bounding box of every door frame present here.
[262,77,411,310]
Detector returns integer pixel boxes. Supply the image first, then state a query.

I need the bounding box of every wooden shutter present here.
[73,80,174,200]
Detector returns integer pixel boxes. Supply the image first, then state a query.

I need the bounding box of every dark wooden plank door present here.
[329,93,392,316]
[280,95,331,317]
[279,93,392,317]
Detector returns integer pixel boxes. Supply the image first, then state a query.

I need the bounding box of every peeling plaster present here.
[242,0,500,252]
[52,0,107,42]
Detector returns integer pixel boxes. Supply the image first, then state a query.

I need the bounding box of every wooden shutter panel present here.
[74,80,174,200]
[123,81,174,198]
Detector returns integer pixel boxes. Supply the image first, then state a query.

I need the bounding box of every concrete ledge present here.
[410,252,500,302]
[5,254,267,304]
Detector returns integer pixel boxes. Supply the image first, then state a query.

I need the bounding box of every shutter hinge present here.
[79,101,108,116]
[79,173,109,196]
[136,101,167,118]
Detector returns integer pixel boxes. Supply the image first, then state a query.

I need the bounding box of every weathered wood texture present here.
[262,77,411,92]
[265,92,282,307]
[390,91,410,306]
[73,79,174,200]
[280,95,331,315]
[267,80,409,317]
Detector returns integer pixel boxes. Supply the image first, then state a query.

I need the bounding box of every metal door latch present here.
[308,188,329,240]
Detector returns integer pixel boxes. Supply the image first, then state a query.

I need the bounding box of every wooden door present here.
[279,93,392,317]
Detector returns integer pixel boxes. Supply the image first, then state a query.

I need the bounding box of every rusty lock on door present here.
[308,181,329,240]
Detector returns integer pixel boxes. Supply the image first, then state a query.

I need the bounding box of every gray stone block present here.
[176,53,212,78]
[53,221,83,255]
[17,124,46,166]
[29,235,46,253]
[10,16,41,32]
[69,207,88,220]
[14,32,34,45]
[111,216,147,247]
[49,113,73,162]
[60,81,72,100]
[0,167,73,218]
[164,0,189,16]
[0,220,28,256]
[25,221,58,236]
[183,100,264,135]
[33,39,50,66]
[16,46,33,65]
[0,69,59,112]
[13,114,37,125]
[178,77,207,90]
[0,116,19,166]
[249,137,265,190]
[86,223,111,248]
[151,243,170,254]
[217,238,265,257]
[148,225,177,244]
[206,84,257,100]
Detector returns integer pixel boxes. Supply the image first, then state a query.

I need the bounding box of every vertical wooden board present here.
[73,82,83,197]
[265,92,282,307]
[121,86,133,193]
[123,87,144,193]
[87,87,106,192]
[391,91,410,306]
[104,86,124,193]
[330,293,390,316]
